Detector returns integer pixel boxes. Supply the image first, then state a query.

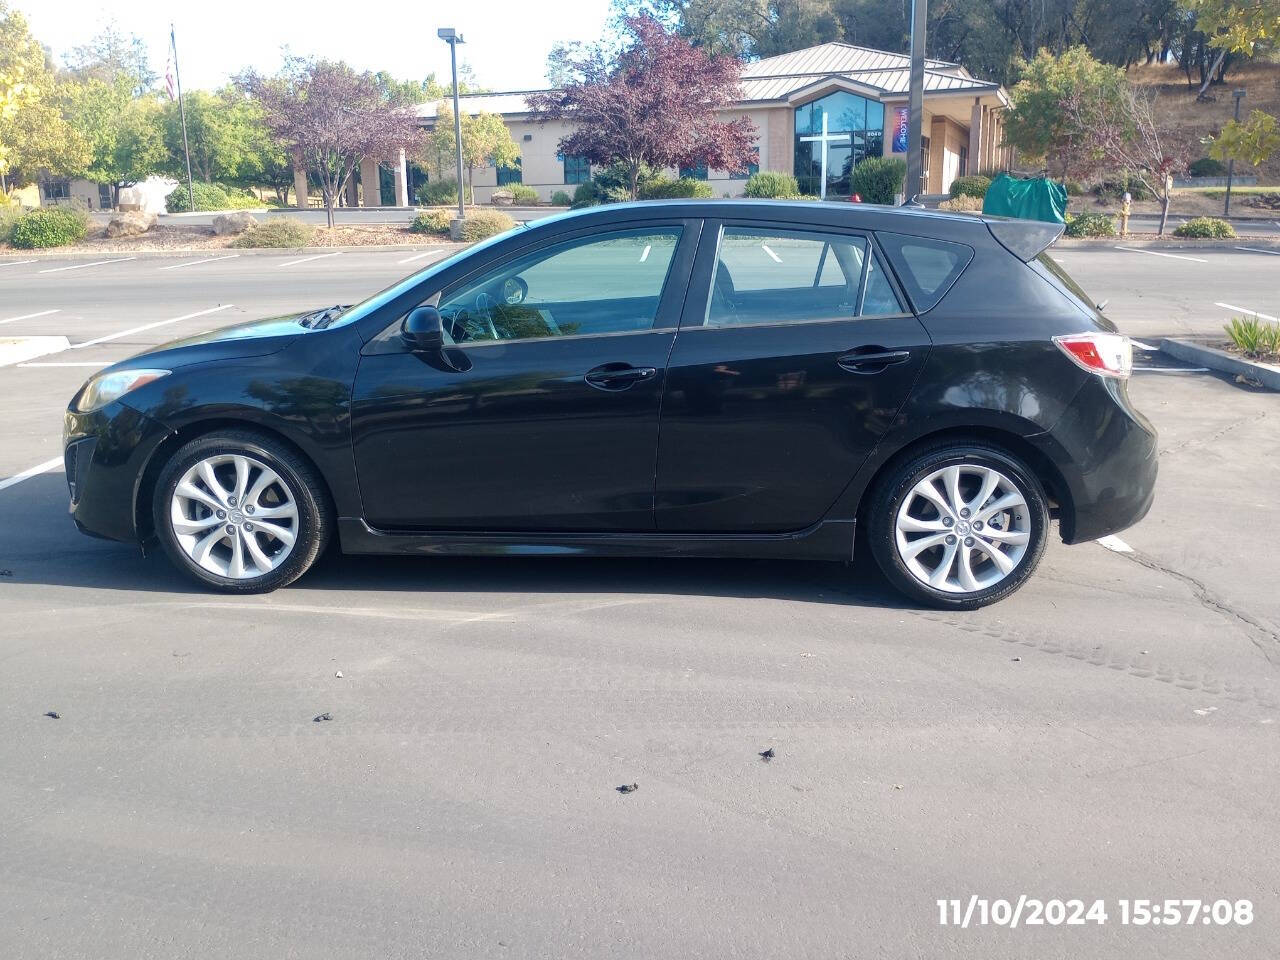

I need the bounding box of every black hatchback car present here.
[64,200,1156,608]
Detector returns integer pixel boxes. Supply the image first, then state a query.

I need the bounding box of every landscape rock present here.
[105,212,155,238]
[211,211,258,235]
[490,189,514,206]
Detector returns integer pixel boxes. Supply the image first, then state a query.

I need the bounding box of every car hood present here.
[115,312,310,370]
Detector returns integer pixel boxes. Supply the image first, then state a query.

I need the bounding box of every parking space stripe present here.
[17,361,112,367]
[0,259,36,268]
[38,257,136,274]
[1113,247,1207,263]
[1096,535,1133,553]
[0,457,62,494]
[158,254,240,271]
[397,249,442,265]
[71,304,234,349]
[1234,246,1280,256]
[279,252,342,268]
[0,309,60,326]
[1215,301,1279,322]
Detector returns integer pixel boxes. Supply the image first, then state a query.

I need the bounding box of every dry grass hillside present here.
[1128,62,1280,183]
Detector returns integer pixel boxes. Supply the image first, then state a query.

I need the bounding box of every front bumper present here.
[63,402,173,543]
[1030,376,1158,544]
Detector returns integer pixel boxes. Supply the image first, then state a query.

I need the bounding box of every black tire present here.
[865,440,1049,610]
[153,430,331,593]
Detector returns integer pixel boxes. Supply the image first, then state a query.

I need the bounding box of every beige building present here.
[397,42,1011,206]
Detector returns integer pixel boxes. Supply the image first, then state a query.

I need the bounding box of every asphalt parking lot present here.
[1,243,1278,958]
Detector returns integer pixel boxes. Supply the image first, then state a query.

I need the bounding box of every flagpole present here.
[171,24,195,214]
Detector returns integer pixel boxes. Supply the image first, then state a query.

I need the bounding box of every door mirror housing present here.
[402,306,444,352]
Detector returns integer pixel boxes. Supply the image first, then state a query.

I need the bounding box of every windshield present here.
[320,221,530,329]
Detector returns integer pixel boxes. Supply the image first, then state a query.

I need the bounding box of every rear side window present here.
[877,232,973,313]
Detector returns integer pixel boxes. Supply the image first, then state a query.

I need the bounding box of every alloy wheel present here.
[169,454,299,580]
[893,463,1031,594]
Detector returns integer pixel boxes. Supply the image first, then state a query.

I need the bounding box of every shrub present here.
[1188,156,1228,178]
[589,161,659,204]
[849,156,906,204]
[459,210,516,243]
[410,208,452,234]
[1063,180,1085,197]
[571,181,599,208]
[218,186,266,209]
[551,190,572,206]
[1173,216,1235,239]
[744,171,800,198]
[416,179,472,207]
[502,183,538,204]
[230,217,315,248]
[9,207,90,248]
[166,182,231,213]
[639,176,713,200]
[937,195,983,212]
[1224,314,1280,359]
[1093,175,1152,202]
[1064,212,1117,237]
[948,175,991,199]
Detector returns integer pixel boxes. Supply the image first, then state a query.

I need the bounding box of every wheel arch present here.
[849,424,1076,542]
[133,418,338,544]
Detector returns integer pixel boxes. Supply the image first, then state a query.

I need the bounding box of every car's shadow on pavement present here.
[2,474,905,609]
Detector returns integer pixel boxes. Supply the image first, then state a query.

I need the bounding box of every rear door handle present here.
[837,350,911,374]
[584,364,658,391]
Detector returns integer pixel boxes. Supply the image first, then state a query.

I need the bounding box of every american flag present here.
[164,30,177,101]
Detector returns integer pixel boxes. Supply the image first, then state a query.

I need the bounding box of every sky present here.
[20,0,615,94]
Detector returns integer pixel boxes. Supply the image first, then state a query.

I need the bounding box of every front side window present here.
[438,228,682,343]
[704,226,903,327]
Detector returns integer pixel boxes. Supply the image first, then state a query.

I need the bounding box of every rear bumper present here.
[1030,376,1158,544]
[63,402,173,544]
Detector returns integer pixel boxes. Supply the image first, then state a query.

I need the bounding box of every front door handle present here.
[584,363,658,391]
[837,349,911,374]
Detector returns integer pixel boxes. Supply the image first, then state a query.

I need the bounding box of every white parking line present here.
[0,259,36,268]
[1113,247,1207,263]
[1131,340,1159,351]
[1096,535,1134,553]
[158,254,241,271]
[37,257,136,274]
[1234,246,1280,256]
[0,457,63,494]
[17,361,112,367]
[639,244,652,263]
[71,304,235,350]
[0,309,60,326]
[279,252,341,268]
[1215,302,1279,322]
[397,249,441,265]
[1133,366,1209,373]
[761,244,782,263]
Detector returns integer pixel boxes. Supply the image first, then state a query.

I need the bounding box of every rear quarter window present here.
[876,232,973,314]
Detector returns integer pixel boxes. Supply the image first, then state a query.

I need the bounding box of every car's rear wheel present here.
[866,440,1049,609]
[153,430,330,593]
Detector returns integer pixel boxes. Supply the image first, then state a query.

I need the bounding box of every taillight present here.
[1053,333,1132,379]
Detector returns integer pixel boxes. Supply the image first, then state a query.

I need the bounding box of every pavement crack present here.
[1117,548,1280,666]
[1158,410,1267,457]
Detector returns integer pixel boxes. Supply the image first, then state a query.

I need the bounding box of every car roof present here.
[529,199,996,244]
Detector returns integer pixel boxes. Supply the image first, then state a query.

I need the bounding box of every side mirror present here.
[401,306,444,352]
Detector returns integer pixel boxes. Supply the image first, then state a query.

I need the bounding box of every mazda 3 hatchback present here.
[63,200,1156,608]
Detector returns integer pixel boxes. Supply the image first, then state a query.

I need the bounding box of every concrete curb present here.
[1056,237,1280,250]
[0,336,71,368]
[0,244,465,261]
[1160,338,1280,390]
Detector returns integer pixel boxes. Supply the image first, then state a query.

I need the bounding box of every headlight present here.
[74,368,170,413]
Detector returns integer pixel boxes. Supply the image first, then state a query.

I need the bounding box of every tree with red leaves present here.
[237,58,419,228]
[529,15,757,201]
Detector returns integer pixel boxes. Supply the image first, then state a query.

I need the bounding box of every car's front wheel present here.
[866,440,1049,609]
[153,430,331,593]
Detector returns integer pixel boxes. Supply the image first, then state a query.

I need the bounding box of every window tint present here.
[860,251,905,315]
[876,232,973,313]
[706,227,900,327]
[438,228,681,343]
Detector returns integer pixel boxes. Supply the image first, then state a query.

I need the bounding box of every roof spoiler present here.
[985,218,1064,262]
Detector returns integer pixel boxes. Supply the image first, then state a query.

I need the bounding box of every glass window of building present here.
[794,92,885,198]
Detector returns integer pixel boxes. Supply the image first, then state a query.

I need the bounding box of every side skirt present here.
[337,518,856,562]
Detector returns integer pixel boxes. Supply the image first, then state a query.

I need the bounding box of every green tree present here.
[1184,0,1280,97]
[0,2,89,193]
[61,78,165,203]
[62,21,155,95]
[1207,109,1280,166]
[1004,47,1126,179]
[160,86,275,185]
[421,102,520,206]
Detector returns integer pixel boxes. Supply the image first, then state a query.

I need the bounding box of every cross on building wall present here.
[799,112,851,201]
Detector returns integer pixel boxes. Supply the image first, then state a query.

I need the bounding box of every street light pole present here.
[903,0,927,204]
[1224,87,1246,218]
[438,28,466,221]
